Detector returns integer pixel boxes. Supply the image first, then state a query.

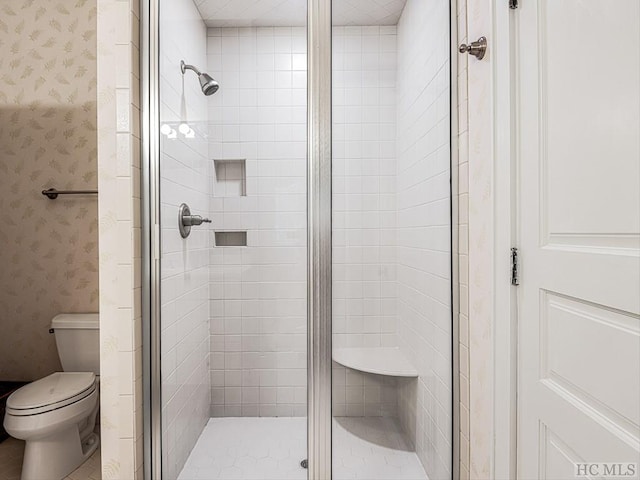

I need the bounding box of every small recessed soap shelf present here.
[214,231,247,247]
[214,159,246,197]
[332,347,418,377]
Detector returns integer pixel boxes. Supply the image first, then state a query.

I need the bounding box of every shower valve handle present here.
[178,203,210,238]
[182,214,211,226]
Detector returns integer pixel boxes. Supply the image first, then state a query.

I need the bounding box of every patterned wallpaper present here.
[0,0,98,381]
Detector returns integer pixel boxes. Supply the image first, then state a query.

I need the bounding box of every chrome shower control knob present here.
[459,36,487,60]
[178,203,211,238]
[182,215,211,226]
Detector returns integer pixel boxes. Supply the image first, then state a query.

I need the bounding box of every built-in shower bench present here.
[332,347,418,377]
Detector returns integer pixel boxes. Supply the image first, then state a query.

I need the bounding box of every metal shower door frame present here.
[140,0,160,477]
[306,0,333,478]
[141,0,458,478]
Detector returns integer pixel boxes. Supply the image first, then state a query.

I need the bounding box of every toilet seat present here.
[7,372,96,416]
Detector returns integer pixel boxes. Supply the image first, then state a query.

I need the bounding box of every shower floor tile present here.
[333,417,428,480]
[177,417,428,480]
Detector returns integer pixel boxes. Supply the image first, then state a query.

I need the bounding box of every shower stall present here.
[142,0,457,478]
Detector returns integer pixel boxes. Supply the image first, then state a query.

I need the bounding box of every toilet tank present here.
[51,313,100,374]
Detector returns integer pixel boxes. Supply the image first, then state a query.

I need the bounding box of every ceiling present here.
[194,0,408,27]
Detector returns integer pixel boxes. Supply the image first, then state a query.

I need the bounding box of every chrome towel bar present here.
[42,188,98,200]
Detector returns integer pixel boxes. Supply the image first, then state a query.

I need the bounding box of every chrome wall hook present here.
[459,36,487,60]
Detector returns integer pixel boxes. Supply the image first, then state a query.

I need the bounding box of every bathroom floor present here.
[0,438,101,480]
[178,417,428,480]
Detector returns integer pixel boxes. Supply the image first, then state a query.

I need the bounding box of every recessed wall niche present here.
[214,231,247,247]
[213,159,246,197]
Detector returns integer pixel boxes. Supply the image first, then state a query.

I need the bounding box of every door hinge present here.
[509,0,519,9]
[511,248,519,285]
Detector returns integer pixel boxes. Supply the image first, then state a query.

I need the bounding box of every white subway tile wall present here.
[147,4,454,477]
[97,0,144,477]
[206,25,403,420]
[331,26,402,419]
[332,26,398,351]
[331,366,399,418]
[207,26,308,417]
[396,0,452,478]
[159,0,211,478]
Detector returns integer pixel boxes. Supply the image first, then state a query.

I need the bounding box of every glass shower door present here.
[146,0,454,478]
[154,0,310,478]
[330,1,454,479]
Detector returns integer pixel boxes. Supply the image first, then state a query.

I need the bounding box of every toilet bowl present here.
[2,314,100,480]
[4,373,100,479]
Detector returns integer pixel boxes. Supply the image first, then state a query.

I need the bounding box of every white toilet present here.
[3,313,100,480]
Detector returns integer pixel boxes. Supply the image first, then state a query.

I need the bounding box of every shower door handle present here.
[178,203,210,238]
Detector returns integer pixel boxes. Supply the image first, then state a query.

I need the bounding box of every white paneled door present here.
[516,1,640,478]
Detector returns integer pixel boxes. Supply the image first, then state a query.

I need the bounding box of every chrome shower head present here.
[181,60,219,96]
[198,73,219,96]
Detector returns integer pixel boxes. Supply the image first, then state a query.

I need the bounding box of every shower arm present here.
[180,60,201,76]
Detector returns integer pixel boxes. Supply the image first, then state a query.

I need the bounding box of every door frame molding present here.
[450,0,461,478]
[490,2,517,479]
[467,1,518,478]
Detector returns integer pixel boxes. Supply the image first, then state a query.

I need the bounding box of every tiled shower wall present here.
[159,0,210,477]
[206,25,404,419]
[395,0,452,478]
[331,26,400,418]
[207,27,308,417]
[332,26,398,351]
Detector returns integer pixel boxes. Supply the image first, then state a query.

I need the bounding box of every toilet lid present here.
[7,372,96,411]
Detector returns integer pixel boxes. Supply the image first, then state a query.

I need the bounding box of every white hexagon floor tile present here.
[178,417,428,480]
